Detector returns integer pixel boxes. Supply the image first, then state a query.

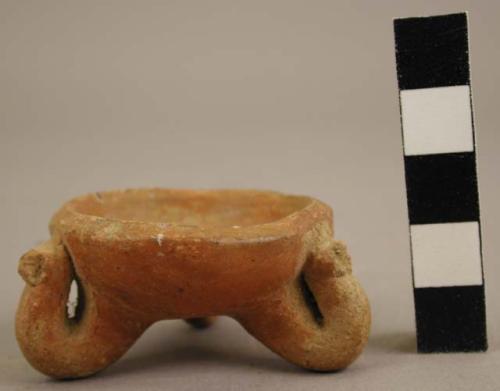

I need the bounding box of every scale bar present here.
[394,12,487,352]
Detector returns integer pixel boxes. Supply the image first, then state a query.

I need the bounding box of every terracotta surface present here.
[15,189,370,379]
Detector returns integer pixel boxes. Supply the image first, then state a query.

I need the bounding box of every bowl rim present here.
[50,188,332,243]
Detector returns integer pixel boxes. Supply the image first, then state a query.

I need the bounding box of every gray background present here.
[1,0,498,390]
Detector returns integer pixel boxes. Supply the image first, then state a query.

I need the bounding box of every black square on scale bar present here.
[404,152,479,225]
[414,285,487,352]
[394,13,470,90]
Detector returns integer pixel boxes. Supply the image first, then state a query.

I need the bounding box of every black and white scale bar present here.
[394,12,487,352]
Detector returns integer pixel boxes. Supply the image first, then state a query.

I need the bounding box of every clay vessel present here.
[16,189,370,378]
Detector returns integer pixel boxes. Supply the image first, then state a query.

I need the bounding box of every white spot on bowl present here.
[156,233,164,246]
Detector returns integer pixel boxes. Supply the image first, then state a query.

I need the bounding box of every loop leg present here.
[184,317,217,329]
[237,240,370,371]
[16,241,149,379]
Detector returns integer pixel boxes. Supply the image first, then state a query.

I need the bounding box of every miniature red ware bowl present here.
[16,189,370,379]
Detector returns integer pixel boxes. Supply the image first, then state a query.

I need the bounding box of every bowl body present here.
[50,189,333,318]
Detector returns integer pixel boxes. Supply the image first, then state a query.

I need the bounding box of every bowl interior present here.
[70,189,311,228]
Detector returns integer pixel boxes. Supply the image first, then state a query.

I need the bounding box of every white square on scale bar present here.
[401,85,474,156]
[411,221,483,288]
